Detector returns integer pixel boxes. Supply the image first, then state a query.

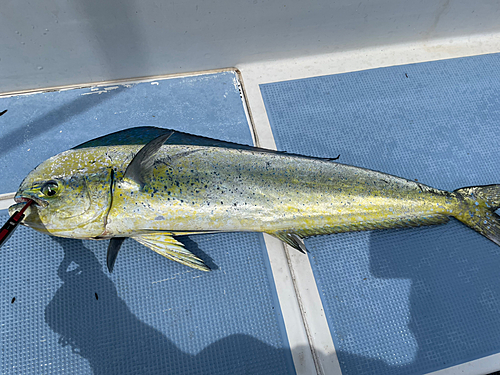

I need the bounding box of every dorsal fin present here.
[123,131,174,187]
[72,126,258,150]
[73,126,340,163]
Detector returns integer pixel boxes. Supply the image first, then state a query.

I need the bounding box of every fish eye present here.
[41,181,59,197]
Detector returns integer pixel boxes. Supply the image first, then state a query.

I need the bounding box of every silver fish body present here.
[10,127,500,271]
[108,145,451,235]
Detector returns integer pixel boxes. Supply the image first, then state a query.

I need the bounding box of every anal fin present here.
[269,231,307,253]
[133,233,210,271]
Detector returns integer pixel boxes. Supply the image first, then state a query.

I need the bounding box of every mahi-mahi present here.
[9,126,500,272]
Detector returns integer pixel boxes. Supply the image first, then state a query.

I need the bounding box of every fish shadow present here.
[45,238,290,374]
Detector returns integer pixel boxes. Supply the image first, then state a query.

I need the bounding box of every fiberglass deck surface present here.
[260,52,500,375]
[0,71,295,375]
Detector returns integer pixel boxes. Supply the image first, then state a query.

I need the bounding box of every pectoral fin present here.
[124,131,174,187]
[133,233,210,271]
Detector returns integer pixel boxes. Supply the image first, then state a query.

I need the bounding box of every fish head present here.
[9,149,115,239]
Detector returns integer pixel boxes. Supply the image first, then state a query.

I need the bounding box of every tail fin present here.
[453,185,500,246]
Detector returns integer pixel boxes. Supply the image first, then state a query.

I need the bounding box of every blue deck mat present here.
[260,53,500,375]
[0,71,295,375]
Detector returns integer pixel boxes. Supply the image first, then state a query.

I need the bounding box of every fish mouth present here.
[14,195,48,208]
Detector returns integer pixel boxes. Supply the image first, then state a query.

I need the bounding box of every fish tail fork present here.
[453,184,500,246]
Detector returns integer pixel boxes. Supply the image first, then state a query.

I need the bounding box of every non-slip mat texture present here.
[260,53,500,375]
[0,71,295,375]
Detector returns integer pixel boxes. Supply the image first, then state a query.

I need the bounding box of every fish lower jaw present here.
[8,202,24,216]
[14,195,47,208]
